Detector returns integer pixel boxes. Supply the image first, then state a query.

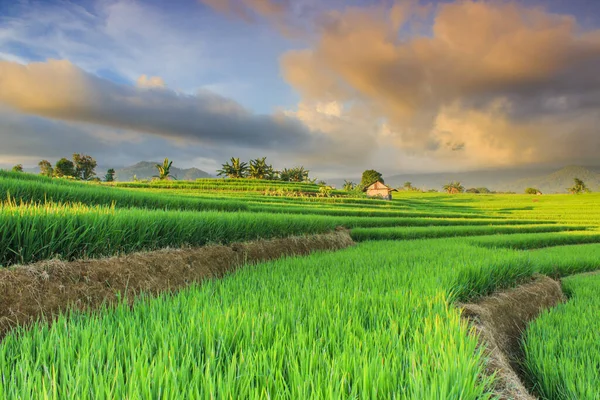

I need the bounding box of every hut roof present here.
[362,181,397,192]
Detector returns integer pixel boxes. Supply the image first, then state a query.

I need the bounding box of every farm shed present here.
[363,181,397,200]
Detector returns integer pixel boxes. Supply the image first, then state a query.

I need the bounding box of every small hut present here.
[363,181,397,200]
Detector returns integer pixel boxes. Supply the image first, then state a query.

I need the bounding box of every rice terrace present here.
[2,0,600,399]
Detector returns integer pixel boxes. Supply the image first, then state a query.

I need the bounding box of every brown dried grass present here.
[0,230,354,339]
[460,276,566,400]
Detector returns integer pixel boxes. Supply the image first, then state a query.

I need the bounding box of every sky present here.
[0,0,599,178]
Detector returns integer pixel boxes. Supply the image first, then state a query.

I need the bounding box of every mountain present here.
[384,167,552,192]
[500,166,600,194]
[336,165,600,193]
[114,161,212,181]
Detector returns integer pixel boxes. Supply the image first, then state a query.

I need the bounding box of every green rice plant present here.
[350,224,585,242]
[0,201,340,266]
[248,204,497,219]
[1,240,599,398]
[112,178,332,194]
[523,272,600,399]
[0,173,247,212]
[469,230,600,250]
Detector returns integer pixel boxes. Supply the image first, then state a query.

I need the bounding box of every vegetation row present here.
[523,272,600,399]
[1,240,599,398]
[350,225,585,242]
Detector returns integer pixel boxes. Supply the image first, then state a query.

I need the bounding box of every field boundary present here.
[0,229,354,340]
[460,276,566,400]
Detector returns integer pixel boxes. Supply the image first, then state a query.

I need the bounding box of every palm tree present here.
[280,166,309,182]
[248,157,271,179]
[568,178,590,194]
[154,158,175,180]
[443,181,464,194]
[217,157,249,178]
[265,168,279,180]
[343,180,356,191]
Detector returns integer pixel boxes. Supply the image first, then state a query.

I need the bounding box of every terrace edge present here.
[0,229,354,340]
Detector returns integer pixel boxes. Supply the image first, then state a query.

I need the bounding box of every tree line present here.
[8,156,595,194]
[217,157,313,183]
[11,154,115,182]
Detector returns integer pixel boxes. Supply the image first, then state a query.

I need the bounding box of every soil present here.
[459,276,566,400]
[0,230,354,340]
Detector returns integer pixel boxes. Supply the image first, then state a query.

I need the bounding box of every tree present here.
[54,158,76,178]
[568,178,590,194]
[343,180,356,191]
[11,164,23,173]
[402,181,420,192]
[248,157,272,179]
[39,160,53,177]
[477,187,491,194]
[154,158,176,180]
[360,170,383,189]
[105,168,116,182]
[443,181,465,194]
[217,157,249,179]
[525,187,540,195]
[280,166,309,182]
[72,153,97,180]
[466,188,480,193]
[265,168,279,180]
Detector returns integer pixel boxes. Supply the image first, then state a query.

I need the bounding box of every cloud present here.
[0,59,325,151]
[198,0,318,36]
[200,0,288,20]
[0,0,214,90]
[280,0,600,170]
[137,75,165,88]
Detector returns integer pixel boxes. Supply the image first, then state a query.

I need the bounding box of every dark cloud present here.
[0,60,329,152]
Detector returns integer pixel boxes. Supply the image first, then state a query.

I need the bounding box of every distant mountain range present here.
[330,165,600,193]
[113,161,212,181]
[499,166,600,194]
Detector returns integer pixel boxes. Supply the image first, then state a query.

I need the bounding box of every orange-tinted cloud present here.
[281,0,600,169]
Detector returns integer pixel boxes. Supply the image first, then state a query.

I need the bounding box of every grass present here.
[1,239,599,399]
[0,196,553,267]
[468,230,600,250]
[1,175,600,397]
[0,171,247,212]
[523,272,600,399]
[350,224,585,242]
[0,201,343,266]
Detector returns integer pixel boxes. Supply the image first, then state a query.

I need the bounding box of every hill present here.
[114,161,212,181]
[355,165,600,193]
[503,166,600,194]
[383,167,552,192]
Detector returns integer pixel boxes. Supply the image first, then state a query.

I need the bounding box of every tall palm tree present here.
[249,157,271,179]
[443,181,464,194]
[154,158,175,180]
[280,166,309,182]
[217,157,249,178]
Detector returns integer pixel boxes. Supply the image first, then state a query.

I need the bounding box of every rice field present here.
[523,272,600,399]
[1,171,599,398]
